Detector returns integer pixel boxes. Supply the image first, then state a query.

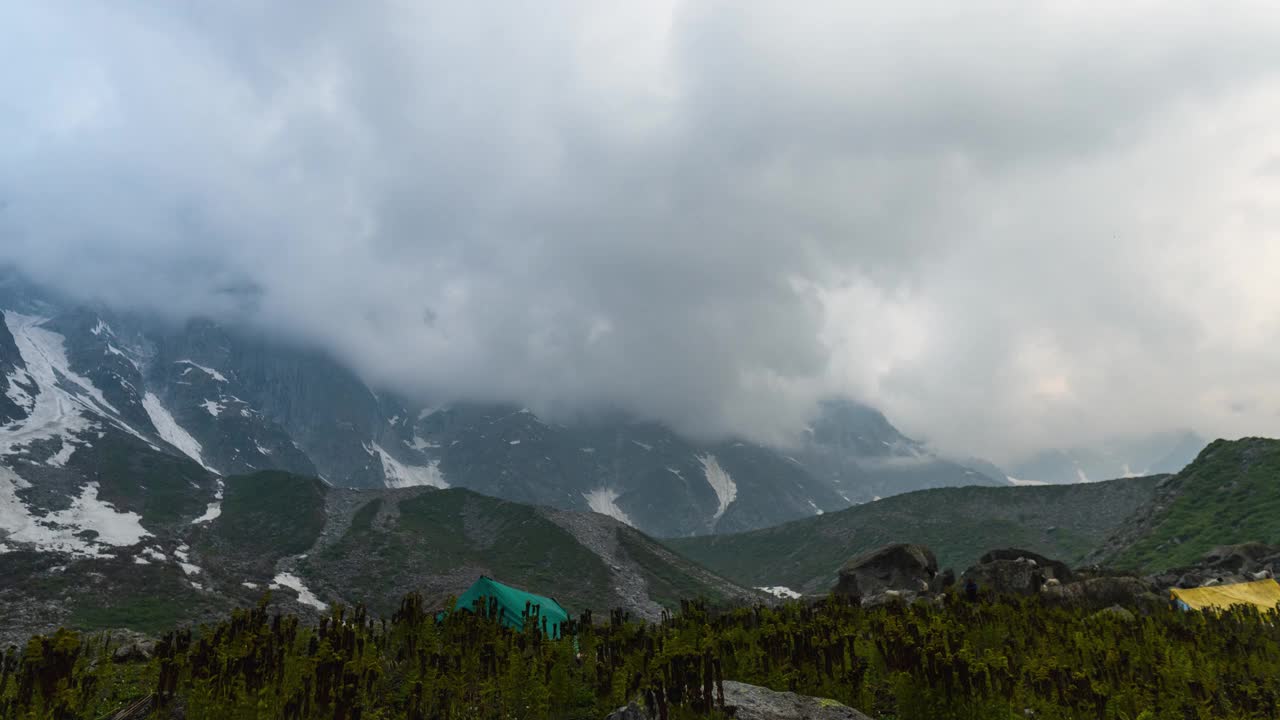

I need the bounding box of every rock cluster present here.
[824,542,1264,610]
[1150,542,1280,589]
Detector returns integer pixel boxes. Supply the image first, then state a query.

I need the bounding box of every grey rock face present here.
[978,548,1073,583]
[963,558,1044,596]
[962,548,1076,596]
[1041,576,1158,609]
[835,543,938,598]
[0,310,31,425]
[110,631,156,663]
[722,681,875,720]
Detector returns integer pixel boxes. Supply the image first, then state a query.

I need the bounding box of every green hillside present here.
[28,472,757,639]
[304,489,616,615]
[197,471,329,574]
[1100,438,1280,571]
[669,476,1161,594]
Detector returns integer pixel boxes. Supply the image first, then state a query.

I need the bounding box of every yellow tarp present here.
[1170,578,1280,612]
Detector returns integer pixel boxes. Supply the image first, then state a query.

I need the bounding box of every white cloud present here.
[3,2,1280,463]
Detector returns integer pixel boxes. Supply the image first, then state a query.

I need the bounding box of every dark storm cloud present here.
[3,1,1280,461]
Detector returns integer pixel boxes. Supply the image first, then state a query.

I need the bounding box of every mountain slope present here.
[413,406,849,536]
[668,475,1162,594]
[793,398,1006,503]
[1090,437,1280,572]
[0,469,760,644]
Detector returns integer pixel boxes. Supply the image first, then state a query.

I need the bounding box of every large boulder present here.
[978,549,1073,583]
[1042,576,1159,609]
[107,629,156,663]
[834,543,937,598]
[962,558,1044,595]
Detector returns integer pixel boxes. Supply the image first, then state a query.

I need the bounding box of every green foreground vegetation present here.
[6,589,1280,720]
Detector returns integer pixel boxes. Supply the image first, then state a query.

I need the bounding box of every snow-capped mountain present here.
[0,305,221,559]
[0,273,1002,544]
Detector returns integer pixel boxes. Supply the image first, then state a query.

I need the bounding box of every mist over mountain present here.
[6,3,1280,464]
[1,274,1019,547]
[1008,431,1206,485]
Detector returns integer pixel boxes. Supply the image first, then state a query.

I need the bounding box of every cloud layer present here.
[3,1,1280,462]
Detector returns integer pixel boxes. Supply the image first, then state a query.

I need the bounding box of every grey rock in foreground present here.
[605,681,874,720]
[722,680,874,720]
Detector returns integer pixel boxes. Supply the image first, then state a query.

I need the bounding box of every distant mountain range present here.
[669,475,1163,595]
[1007,431,1206,485]
[671,437,1280,595]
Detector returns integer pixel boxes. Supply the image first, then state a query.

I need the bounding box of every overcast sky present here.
[3,2,1280,463]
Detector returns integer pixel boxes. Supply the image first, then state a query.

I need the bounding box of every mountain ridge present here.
[1088,437,1280,571]
[668,474,1164,594]
[0,469,762,645]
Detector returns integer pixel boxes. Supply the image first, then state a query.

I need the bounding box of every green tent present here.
[451,576,570,638]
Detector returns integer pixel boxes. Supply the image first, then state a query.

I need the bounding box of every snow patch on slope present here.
[697,454,737,521]
[583,488,634,527]
[191,479,225,524]
[173,543,202,575]
[1,313,97,459]
[1,313,165,458]
[271,572,327,610]
[0,468,149,556]
[142,392,216,473]
[201,400,223,417]
[374,443,448,488]
[46,440,77,468]
[756,585,802,600]
[176,360,228,383]
[405,434,439,450]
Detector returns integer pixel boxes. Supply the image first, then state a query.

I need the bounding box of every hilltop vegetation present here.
[1095,438,1280,571]
[8,589,1280,720]
[669,477,1161,594]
